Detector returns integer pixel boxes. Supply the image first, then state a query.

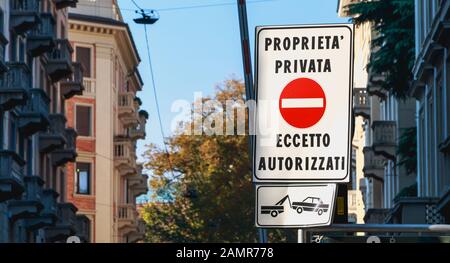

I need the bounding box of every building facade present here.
[66,0,148,243]
[338,0,368,224]
[410,0,450,223]
[339,0,420,224]
[0,0,90,243]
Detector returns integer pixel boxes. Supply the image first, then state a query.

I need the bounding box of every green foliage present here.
[397,127,417,174]
[134,96,143,106]
[347,0,415,99]
[142,79,295,243]
[139,109,149,120]
[394,182,417,202]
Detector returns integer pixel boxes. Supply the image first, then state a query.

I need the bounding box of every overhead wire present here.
[74,0,278,13]
[142,23,177,180]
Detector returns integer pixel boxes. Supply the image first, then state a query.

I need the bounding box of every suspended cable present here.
[75,0,278,13]
[143,24,176,180]
[156,0,277,12]
[131,0,143,10]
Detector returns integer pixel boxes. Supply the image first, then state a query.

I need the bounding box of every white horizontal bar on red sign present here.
[281,98,324,108]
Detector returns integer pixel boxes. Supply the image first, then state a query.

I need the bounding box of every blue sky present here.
[116,0,348,163]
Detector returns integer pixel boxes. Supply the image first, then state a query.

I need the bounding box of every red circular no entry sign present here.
[279,77,327,129]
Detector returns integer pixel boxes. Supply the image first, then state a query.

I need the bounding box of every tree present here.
[347,0,417,173]
[142,79,295,243]
[347,0,415,99]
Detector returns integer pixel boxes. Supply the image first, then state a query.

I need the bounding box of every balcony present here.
[114,138,137,177]
[60,62,84,99]
[53,0,78,9]
[385,197,444,224]
[27,12,55,57]
[117,203,137,231]
[367,72,387,99]
[75,215,91,243]
[51,128,77,166]
[46,39,73,82]
[347,190,358,215]
[25,189,59,230]
[83,78,95,95]
[0,62,30,111]
[363,208,389,224]
[0,150,25,202]
[129,115,147,140]
[18,89,50,136]
[8,176,44,221]
[372,121,397,160]
[353,88,370,119]
[0,33,7,74]
[129,174,148,198]
[10,0,40,34]
[39,114,67,154]
[44,203,78,242]
[127,219,146,243]
[118,92,139,127]
[362,147,385,181]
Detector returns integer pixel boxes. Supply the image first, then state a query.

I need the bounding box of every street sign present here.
[256,184,337,228]
[253,24,354,182]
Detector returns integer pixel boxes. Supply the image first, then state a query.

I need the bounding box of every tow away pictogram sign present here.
[256,184,337,227]
[253,24,354,182]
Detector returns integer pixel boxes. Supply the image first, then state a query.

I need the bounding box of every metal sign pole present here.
[237,0,254,101]
[237,0,266,243]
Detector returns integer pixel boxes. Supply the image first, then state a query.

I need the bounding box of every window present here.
[76,162,91,195]
[76,46,92,78]
[76,105,92,137]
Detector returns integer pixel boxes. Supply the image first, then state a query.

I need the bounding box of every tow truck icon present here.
[261,195,329,217]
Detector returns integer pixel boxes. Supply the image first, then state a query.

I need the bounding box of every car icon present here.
[292,197,329,216]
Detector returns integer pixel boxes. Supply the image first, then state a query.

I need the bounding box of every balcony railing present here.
[19,89,50,136]
[385,197,444,224]
[10,0,40,34]
[46,39,73,82]
[53,0,78,9]
[76,215,91,243]
[81,78,95,95]
[41,189,58,218]
[114,139,137,176]
[57,203,77,228]
[372,121,397,159]
[347,190,359,213]
[367,71,387,99]
[353,88,370,119]
[27,12,56,57]
[39,114,67,153]
[363,147,385,181]
[61,62,84,99]
[129,115,146,140]
[118,204,137,226]
[0,62,30,110]
[43,202,78,242]
[118,92,136,116]
[0,150,26,202]
[51,128,77,166]
[130,174,149,198]
[7,175,45,221]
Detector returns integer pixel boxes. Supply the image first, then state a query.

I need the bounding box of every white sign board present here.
[253,24,354,182]
[256,184,336,228]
